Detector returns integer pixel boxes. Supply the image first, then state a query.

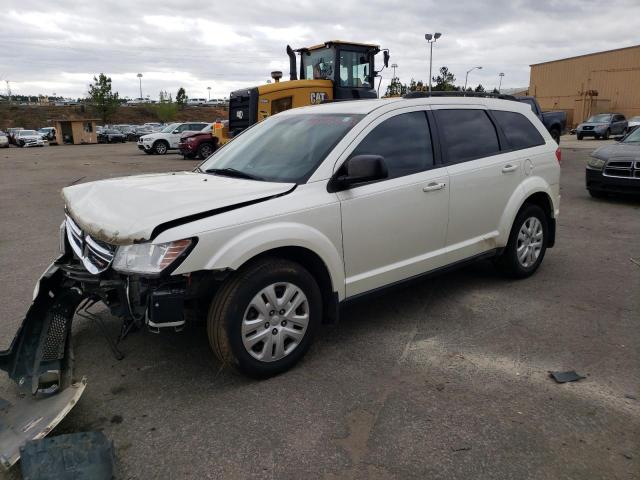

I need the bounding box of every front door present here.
[337,109,450,297]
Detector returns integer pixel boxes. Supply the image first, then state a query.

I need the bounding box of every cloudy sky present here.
[1,0,638,100]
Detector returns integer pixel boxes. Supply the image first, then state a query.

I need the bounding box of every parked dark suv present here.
[577,113,627,140]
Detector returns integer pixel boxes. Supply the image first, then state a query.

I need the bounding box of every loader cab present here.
[298,41,381,100]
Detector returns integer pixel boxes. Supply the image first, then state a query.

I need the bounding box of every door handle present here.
[422,182,446,192]
[502,164,519,173]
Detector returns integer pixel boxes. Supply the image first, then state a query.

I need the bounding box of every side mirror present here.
[331,155,388,191]
[383,51,390,68]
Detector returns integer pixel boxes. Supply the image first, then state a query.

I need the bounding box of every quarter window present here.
[492,110,544,150]
[434,109,500,163]
[349,111,433,179]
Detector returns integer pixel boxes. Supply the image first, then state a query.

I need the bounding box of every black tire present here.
[588,189,607,199]
[495,204,548,279]
[153,141,168,155]
[603,129,610,140]
[577,134,583,140]
[207,258,322,378]
[197,142,215,159]
[550,128,560,144]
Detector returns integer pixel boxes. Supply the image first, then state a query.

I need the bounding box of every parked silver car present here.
[576,113,627,140]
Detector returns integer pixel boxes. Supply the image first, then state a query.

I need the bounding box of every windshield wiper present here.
[205,167,263,181]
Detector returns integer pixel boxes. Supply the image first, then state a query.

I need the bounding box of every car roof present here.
[279,96,532,117]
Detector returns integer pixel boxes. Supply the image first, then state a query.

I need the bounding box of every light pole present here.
[464,66,482,91]
[498,72,505,93]
[207,86,211,101]
[424,32,442,93]
[137,73,143,100]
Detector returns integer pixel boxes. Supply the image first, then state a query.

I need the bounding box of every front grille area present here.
[65,215,116,274]
[603,158,640,180]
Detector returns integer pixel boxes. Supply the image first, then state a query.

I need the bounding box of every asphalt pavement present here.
[0,139,638,479]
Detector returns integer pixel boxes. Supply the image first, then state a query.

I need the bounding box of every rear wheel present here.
[153,141,168,155]
[207,258,321,378]
[198,142,215,159]
[550,128,560,144]
[495,204,548,279]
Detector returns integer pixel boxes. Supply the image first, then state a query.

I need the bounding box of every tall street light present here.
[207,86,211,100]
[137,73,143,100]
[464,66,482,91]
[424,32,442,93]
[498,72,505,93]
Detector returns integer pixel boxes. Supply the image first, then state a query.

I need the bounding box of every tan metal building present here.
[528,45,640,127]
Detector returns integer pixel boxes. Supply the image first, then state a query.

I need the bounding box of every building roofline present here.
[530,44,640,67]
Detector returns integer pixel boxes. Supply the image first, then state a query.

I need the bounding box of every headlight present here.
[112,239,193,274]
[587,157,606,170]
[143,137,154,142]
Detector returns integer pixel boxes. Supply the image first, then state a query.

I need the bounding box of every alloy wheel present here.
[241,282,309,362]
[516,217,544,268]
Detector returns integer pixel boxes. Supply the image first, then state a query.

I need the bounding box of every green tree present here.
[474,84,485,93]
[87,73,120,123]
[176,87,187,108]
[432,66,457,91]
[155,91,177,122]
[491,87,500,94]
[384,77,407,97]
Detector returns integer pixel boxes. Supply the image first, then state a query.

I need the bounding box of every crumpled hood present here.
[62,172,294,245]
[592,143,640,160]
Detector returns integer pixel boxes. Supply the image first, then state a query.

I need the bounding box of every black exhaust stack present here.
[286,45,297,81]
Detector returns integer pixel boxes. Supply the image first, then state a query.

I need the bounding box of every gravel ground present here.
[1,140,638,479]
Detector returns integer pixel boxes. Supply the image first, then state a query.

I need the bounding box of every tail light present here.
[555,147,562,164]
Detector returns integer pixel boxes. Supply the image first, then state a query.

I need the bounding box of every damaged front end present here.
[0,216,209,470]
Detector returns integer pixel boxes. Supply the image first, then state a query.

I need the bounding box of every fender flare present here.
[203,222,345,299]
[497,178,556,246]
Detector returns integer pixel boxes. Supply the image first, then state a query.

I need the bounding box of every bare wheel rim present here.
[516,216,543,268]
[241,282,310,362]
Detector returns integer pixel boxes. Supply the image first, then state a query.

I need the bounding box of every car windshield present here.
[622,128,640,143]
[587,114,611,123]
[105,129,120,134]
[161,123,179,133]
[199,113,364,183]
[20,130,37,136]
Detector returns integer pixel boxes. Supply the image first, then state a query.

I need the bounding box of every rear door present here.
[337,108,450,296]
[433,106,524,262]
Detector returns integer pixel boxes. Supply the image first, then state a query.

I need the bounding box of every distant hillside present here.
[0,104,228,130]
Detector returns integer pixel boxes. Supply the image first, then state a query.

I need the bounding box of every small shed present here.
[52,119,99,145]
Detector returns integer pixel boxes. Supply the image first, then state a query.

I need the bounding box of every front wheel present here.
[198,142,215,159]
[577,134,583,140]
[495,204,548,279]
[603,129,610,140]
[207,258,321,378]
[153,141,168,155]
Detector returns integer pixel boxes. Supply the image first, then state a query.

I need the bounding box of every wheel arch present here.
[499,181,557,248]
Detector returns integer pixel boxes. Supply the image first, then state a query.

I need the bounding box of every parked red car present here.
[178,123,222,159]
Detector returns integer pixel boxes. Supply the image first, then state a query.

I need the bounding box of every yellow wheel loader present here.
[213,40,389,145]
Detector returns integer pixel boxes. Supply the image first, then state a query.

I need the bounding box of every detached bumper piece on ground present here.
[0,265,86,470]
[20,431,114,480]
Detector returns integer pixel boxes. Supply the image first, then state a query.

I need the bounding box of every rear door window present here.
[434,109,500,163]
[492,110,545,150]
[348,111,433,179]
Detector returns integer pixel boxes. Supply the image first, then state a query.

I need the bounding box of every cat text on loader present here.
[213,40,390,145]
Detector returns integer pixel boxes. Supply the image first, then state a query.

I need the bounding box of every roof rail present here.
[402,91,518,101]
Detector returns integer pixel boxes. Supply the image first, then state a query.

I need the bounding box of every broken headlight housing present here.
[112,239,193,275]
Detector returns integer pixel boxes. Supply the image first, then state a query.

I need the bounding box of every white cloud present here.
[1,0,638,99]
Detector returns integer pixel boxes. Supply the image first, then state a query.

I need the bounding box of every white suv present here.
[16,95,562,383]
[137,122,209,154]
